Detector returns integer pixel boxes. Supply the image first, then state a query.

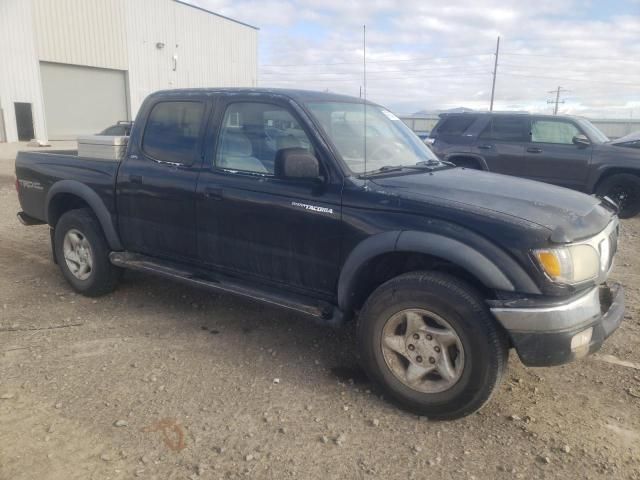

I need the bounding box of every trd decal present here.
[18,179,44,191]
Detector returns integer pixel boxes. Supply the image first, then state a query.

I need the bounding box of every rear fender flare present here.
[46,180,123,251]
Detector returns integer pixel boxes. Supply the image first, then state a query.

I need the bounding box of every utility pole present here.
[489,36,500,111]
[547,86,568,115]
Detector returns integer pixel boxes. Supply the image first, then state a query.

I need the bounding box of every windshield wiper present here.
[415,159,456,168]
[359,160,454,178]
[358,165,406,178]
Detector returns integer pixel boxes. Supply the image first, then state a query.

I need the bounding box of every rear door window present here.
[436,116,476,136]
[142,101,205,164]
[478,116,527,142]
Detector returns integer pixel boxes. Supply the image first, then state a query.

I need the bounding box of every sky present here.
[191,0,640,117]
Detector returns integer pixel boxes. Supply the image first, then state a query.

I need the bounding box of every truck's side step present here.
[109,252,344,326]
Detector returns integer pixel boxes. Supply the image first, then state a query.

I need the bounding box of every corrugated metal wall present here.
[124,0,178,116]
[32,0,128,71]
[0,0,47,142]
[0,0,258,142]
[125,0,258,115]
[174,4,258,89]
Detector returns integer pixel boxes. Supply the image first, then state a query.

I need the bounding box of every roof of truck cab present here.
[148,88,380,105]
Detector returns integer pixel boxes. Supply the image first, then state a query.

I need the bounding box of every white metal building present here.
[0,0,258,143]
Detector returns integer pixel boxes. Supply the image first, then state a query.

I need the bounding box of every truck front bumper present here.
[490,283,624,367]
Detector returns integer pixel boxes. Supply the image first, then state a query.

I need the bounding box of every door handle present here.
[130,174,143,184]
[203,187,223,200]
[527,147,543,153]
[477,144,493,150]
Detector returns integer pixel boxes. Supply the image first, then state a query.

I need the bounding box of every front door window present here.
[531,120,581,145]
[216,102,313,175]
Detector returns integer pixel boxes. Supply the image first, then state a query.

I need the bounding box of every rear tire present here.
[54,208,120,297]
[357,271,508,420]
[596,173,640,219]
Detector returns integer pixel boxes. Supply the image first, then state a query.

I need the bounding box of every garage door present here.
[40,62,128,140]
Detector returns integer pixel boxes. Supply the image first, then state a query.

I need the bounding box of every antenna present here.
[489,36,500,111]
[363,24,368,183]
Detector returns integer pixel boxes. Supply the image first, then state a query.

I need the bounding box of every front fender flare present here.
[337,230,539,312]
[337,231,401,312]
[46,180,123,250]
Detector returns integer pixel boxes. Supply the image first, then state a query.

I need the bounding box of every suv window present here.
[531,119,581,145]
[142,101,205,164]
[478,116,527,142]
[436,116,475,136]
[216,102,313,175]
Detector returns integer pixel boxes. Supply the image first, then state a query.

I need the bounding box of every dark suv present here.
[429,113,640,218]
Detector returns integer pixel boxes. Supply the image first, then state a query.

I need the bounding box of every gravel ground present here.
[1,143,640,480]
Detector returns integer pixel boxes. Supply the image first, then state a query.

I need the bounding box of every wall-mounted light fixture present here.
[156,42,165,50]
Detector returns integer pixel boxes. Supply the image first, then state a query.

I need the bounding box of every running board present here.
[109,252,343,326]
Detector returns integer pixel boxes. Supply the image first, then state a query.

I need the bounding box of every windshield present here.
[576,118,609,144]
[305,102,442,174]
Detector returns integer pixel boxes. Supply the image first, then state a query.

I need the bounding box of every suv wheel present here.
[596,173,640,219]
[54,208,120,296]
[357,271,508,420]
[451,157,481,170]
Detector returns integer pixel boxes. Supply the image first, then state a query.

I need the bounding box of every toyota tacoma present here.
[15,89,624,419]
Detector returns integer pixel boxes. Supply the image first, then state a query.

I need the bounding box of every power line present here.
[498,61,640,72]
[500,72,640,87]
[259,66,492,77]
[259,52,492,67]
[260,72,491,83]
[501,52,640,63]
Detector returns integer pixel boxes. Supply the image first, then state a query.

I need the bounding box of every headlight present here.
[533,244,600,284]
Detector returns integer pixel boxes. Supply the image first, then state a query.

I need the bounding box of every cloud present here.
[191,0,640,117]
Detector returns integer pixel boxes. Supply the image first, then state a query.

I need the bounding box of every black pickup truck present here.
[15,89,624,419]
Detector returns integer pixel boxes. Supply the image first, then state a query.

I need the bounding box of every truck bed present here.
[15,150,120,224]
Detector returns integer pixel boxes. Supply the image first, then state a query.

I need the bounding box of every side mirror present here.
[572,134,590,147]
[275,148,320,180]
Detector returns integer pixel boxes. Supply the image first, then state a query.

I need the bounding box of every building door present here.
[40,62,128,140]
[14,103,34,141]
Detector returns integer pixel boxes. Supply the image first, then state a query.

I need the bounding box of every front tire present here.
[357,271,508,420]
[54,208,120,297]
[596,173,640,219]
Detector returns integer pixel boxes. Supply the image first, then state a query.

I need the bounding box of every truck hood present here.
[370,168,614,242]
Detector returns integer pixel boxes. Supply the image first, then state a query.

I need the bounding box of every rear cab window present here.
[142,101,205,164]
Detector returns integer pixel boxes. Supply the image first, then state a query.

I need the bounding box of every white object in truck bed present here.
[77,135,128,161]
